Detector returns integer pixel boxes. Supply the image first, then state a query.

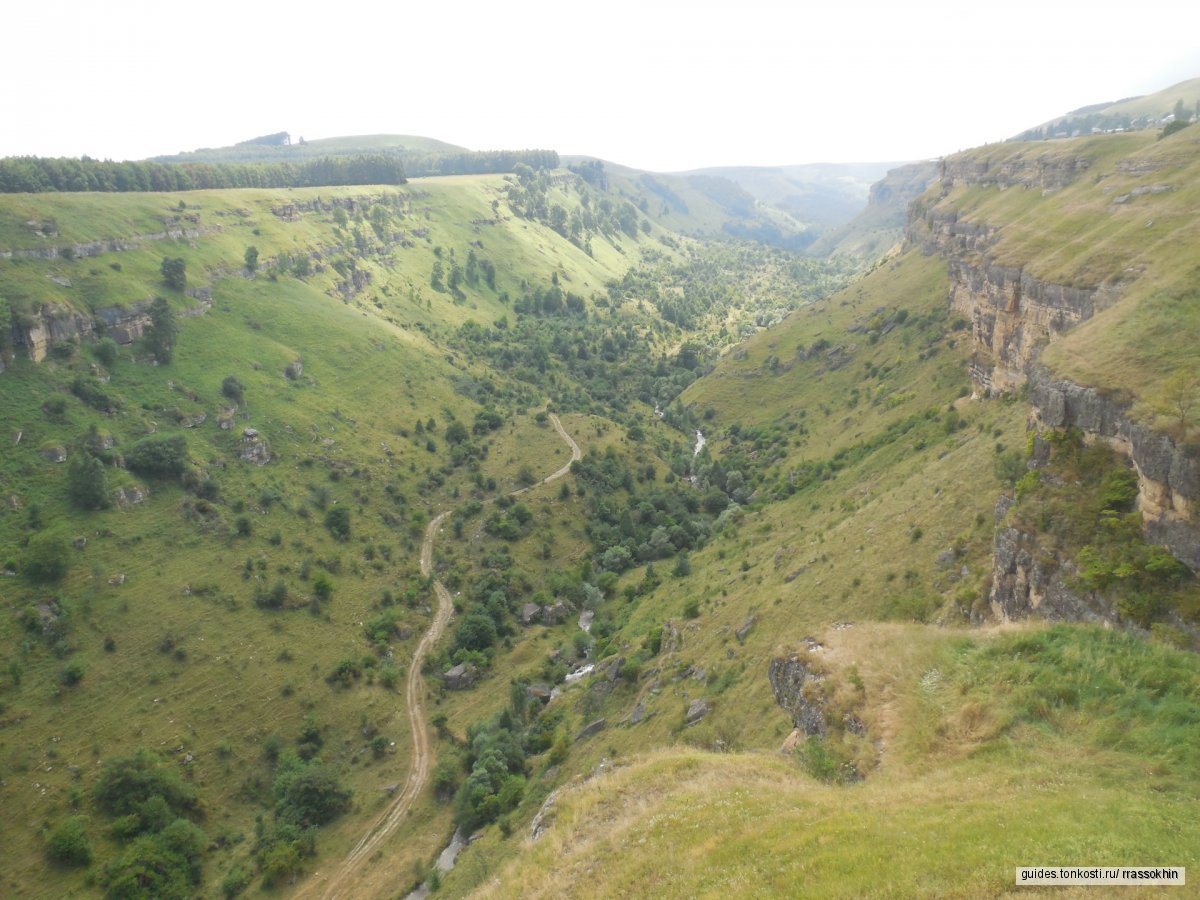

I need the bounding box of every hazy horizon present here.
[4,0,1199,171]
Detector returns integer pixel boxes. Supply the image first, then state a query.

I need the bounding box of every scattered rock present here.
[108,574,126,586]
[526,683,552,704]
[661,621,682,654]
[685,698,711,726]
[442,663,478,690]
[768,655,828,736]
[735,615,756,643]
[784,567,805,582]
[519,603,543,626]
[530,789,560,841]
[383,783,400,796]
[604,657,624,682]
[240,429,271,466]
[994,494,1016,524]
[574,718,606,741]
[113,485,149,507]
[72,536,87,550]
[779,728,804,753]
[40,446,67,463]
[629,700,646,725]
[543,601,572,624]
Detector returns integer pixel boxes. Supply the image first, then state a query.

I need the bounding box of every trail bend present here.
[303,413,579,899]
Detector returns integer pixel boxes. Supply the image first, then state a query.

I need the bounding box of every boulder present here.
[574,718,606,741]
[543,601,571,624]
[768,656,827,736]
[240,429,271,466]
[685,698,710,726]
[526,683,552,704]
[519,603,543,626]
[442,663,478,690]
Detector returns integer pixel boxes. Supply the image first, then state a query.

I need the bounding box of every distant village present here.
[1012,100,1196,142]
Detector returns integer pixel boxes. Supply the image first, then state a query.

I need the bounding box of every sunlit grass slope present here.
[0,174,655,896]
[471,623,1200,899]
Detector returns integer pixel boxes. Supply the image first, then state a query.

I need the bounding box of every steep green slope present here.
[0,173,679,896]
[428,131,1200,898]
[0,163,859,896]
[473,624,1200,898]
[3,119,1198,900]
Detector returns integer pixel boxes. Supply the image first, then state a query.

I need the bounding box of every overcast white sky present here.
[4,0,1197,171]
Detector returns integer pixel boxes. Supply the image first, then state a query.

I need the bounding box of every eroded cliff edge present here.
[907,140,1200,627]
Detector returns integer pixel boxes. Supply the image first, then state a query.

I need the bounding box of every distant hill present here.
[1011,76,1200,140]
[681,161,900,227]
[152,138,899,251]
[151,133,470,164]
[805,160,938,258]
[564,157,905,251]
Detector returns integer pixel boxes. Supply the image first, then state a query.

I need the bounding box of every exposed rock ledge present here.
[9,295,211,364]
[1029,368,1200,574]
[0,226,218,260]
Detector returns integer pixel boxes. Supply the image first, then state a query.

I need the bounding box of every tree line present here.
[0,154,407,193]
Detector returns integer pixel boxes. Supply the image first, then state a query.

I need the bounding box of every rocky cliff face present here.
[906,199,1113,396]
[1029,369,1200,573]
[767,653,829,736]
[0,226,217,261]
[9,292,212,364]
[937,152,1091,193]
[988,526,1108,622]
[907,145,1200,625]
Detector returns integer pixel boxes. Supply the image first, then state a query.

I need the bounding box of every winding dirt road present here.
[303,414,580,899]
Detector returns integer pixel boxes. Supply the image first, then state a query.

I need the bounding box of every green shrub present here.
[324,506,351,540]
[272,759,352,827]
[126,433,188,478]
[70,375,120,412]
[67,452,111,510]
[61,661,85,686]
[94,337,119,367]
[93,748,197,818]
[24,530,71,583]
[46,815,92,866]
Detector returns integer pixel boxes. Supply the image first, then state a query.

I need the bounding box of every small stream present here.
[688,430,706,485]
[408,587,606,889]
[405,829,467,899]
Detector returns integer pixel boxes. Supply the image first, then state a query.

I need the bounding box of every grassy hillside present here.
[1013,75,1200,140]
[427,132,1200,898]
[930,128,1200,425]
[472,623,1200,898]
[2,121,1198,900]
[0,163,860,896]
[0,172,685,896]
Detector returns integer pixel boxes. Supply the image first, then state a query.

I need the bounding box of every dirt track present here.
[300,414,579,899]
